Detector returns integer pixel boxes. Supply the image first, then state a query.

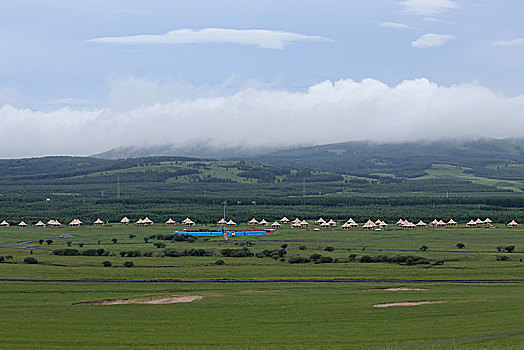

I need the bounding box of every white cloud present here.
[88,28,333,50]
[380,22,413,29]
[400,0,459,16]
[1,78,523,158]
[45,98,93,106]
[411,33,456,48]
[491,38,524,47]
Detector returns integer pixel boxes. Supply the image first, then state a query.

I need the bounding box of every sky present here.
[1,0,524,157]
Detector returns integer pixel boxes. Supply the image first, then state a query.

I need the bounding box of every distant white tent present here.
[165,218,176,225]
[18,221,27,228]
[93,218,105,226]
[301,220,309,228]
[327,219,336,227]
[120,217,130,225]
[259,219,269,226]
[0,220,9,227]
[416,220,427,228]
[271,221,281,228]
[280,217,290,224]
[226,219,237,227]
[35,221,46,228]
[507,220,518,228]
[248,218,258,226]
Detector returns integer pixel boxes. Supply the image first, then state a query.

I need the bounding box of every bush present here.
[46,239,53,245]
[405,258,415,265]
[433,260,445,266]
[496,255,509,261]
[309,253,322,261]
[215,259,225,265]
[111,238,118,243]
[129,234,136,239]
[419,245,428,251]
[456,243,465,249]
[348,254,357,261]
[255,249,286,259]
[80,249,98,256]
[280,244,288,250]
[154,242,166,248]
[78,243,84,248]
[319,256,333,264]
[298,245,307,250]
[123,261,134,268]
[24,257,38,264]
[102,261,112,267]
[324,246,335,252]
[497,245,504,252]
[38,239,44,245]
[164,249,213,257]
[143,237,149,243]
[288,255,310,264]
[220,248,253,257]
[53,248,79,256]
[360,255,373,263]
[66,241,72,247]
[505,246,515,253]
[0,256,4,263]
[142,251,153,257]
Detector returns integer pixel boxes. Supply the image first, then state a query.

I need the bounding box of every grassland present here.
[1,224,523,349]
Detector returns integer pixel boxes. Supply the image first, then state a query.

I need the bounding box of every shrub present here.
[405,258,415,265]
[419,245,428,251]
[111,238,118,244]
[309,253,322,261]
[456,243,465,249]
[78,243,84,248]
[154,242,166,248]
[143,237,149,243]
[52,248,79,256]
[142,251,153,257]
[102,261,112,267]
[298,245,307,250]
[38,239,44,245]
[433,260,445,266]
[66,241,72,247]
[319,256,333,264]
[215,259,225,265]
[129,234,136,239]
[220,248,253,257]
[360,255,373,263]
[24,257,38,264]
[46,239,53,245]
[505,246,515,253]
[255,249,286,259]
[80,249,98,256]
[123,261,134,268]
[5,255,12,259]
[288,255,310,264]
[280,244,288,250]
[496,255,509,261]
[348,254,357,261]
[0,256,4,263]
[324,246,335,252]
[415,259,431,265]
[497,246,504,252]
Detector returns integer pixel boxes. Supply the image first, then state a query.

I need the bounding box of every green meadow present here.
[0,224,523,349]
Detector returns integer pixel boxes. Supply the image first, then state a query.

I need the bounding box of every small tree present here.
[280,244,288,250]
[456,243,465,249]
[78,243,84,247]
[24,257,38,264]
[46,239,53,245]
[143,237,149,243]
[129,234,136,239]
[419,245,428,251]
[497,246,504,252]
[405,258,415,265]
[324,246,335,252]
[298,245,307,250]
[154,242,166,248]
[123,261,134,268]
[111,238,118,244]
[66,241,72,247]
[215,259,225,265]
[0,256,4,263]
[102,261,112,267]
[38,239,44,245]
[505,246,515,253]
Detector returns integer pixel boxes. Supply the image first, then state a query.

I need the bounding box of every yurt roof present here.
[327,219,336,224]
[484,218,492,223]
[121,217,130,222]
[467,220,476,225]
[19,221,27,226]
[227,219,236,225]
[165,218,175,224]
[417,220,426,226]
[447,219,457,224]
[94,218,104,224]
[259,219,268,224]
[272,221,280,226]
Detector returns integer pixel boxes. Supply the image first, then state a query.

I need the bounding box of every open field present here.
[1,224,523,348]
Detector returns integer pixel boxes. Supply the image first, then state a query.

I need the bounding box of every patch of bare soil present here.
[373,300,446,308]
[74,295,203,305]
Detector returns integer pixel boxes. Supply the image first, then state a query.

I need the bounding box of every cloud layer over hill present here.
[1,77,523,158]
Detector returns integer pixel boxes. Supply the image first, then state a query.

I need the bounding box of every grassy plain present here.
[0,224,523,349]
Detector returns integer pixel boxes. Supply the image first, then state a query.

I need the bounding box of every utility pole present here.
[117,173,121,199]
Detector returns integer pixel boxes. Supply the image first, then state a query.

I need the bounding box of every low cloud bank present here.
[1,78,523,158]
